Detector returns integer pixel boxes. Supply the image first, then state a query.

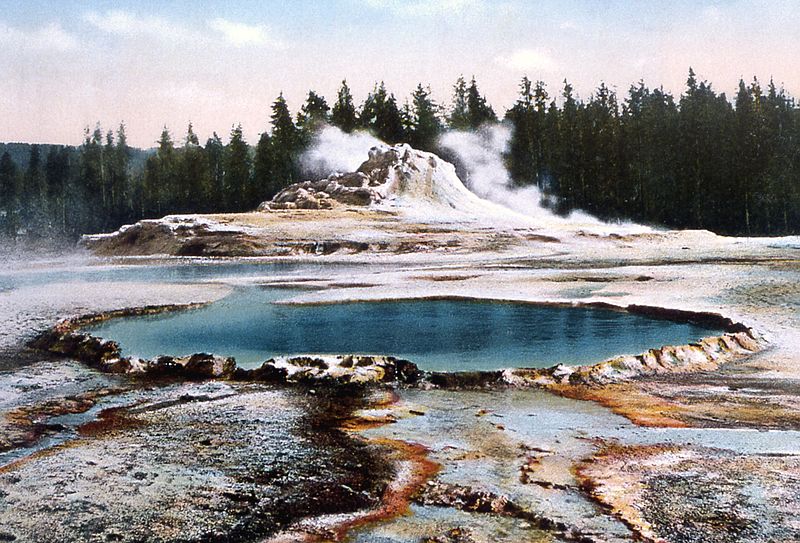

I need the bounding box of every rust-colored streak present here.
[549,383,690,428]
[326,438,440,541]
[78,405,145,437]
[339,390,402,432]
[271,391,440,543]
[1,388,127,454]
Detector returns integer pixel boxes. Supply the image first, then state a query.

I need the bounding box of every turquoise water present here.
[86,287,722,371]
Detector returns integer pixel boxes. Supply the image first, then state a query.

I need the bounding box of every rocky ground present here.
[0,381,394,543]
[577,443,800,542]
[2,144,800,542]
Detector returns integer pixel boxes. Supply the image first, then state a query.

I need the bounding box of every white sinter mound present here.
[263,144,536,225]
[264,141,651,233]
[362,144,533,222]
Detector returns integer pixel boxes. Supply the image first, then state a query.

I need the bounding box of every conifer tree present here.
[78,125,106,232]
[44,146,70,233]
[408,84,443,151]
[361,82,405,143]
[270,93,301,191]
[224,124,251,211]
[466,77,497,128]
[449,76,470,130]
[204,133,225,207]
[180,123,210,213]
[112,123,131,222]
[21,144,46,233]
[331,80,358,133]
[555,80,582,212]
[141,126,178,217]
[102,130,115,220]
[298,90,330,135]
[506,77,537,186]
[253,132,276,202]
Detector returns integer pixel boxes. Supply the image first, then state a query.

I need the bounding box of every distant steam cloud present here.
[438,124,601,224]
[299,125,383,178]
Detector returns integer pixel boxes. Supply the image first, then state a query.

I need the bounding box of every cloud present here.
[83,10,197,42]
[361,0,486,17]
[207,18,283,48]
[84,10,282,49]
[496,48,557,72]
[0,21,79,52]
[84,10,144,34]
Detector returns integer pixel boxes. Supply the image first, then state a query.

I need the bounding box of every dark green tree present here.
[297,90,330,140]
[77,124,106,232]
[448,76,470,130]
[466,76,497,129]
[111,123,132,223]
[506,78,551,191]
[360,82,405,143]
[44,146,70,233]
[179,123,210,213]
[205,132,225,207]
[408,84,443,151]
[552,80,583,212]
[142,126,177,217]
[270,93,301,192]
[21,144,47,234]
[253,132,276,203]
[224,124,251,211]
[331,80,358,133]
[676,69,735,231]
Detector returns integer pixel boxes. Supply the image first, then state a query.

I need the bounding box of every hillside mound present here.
[260,144,518,221]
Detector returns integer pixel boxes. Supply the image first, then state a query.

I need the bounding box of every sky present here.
[1,0,799,148]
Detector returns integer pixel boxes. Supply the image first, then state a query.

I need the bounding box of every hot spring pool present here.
[85,288,722,372]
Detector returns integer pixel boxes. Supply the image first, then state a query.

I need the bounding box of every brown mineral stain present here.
[549,383,690,428]
[1,388,127,453]
[271,391,440,543]
[78,404,146,437]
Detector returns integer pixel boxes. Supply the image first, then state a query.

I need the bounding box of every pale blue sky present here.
[1,0,798,147]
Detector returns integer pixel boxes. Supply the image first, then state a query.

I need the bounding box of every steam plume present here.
[299,125,383,178]
[438,124,600,224]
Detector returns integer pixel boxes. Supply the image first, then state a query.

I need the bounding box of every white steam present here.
[299,123,648,233]
[299,125,383,178]
[438,124,600,225]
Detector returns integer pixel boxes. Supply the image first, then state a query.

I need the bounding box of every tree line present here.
[0,76,493,240]
[1,70,798,240]
[505,69,800,235]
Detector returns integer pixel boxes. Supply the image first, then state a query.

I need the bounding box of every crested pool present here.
[85,287,722,371]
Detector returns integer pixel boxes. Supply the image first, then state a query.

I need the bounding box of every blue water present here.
[86,287,722,371]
